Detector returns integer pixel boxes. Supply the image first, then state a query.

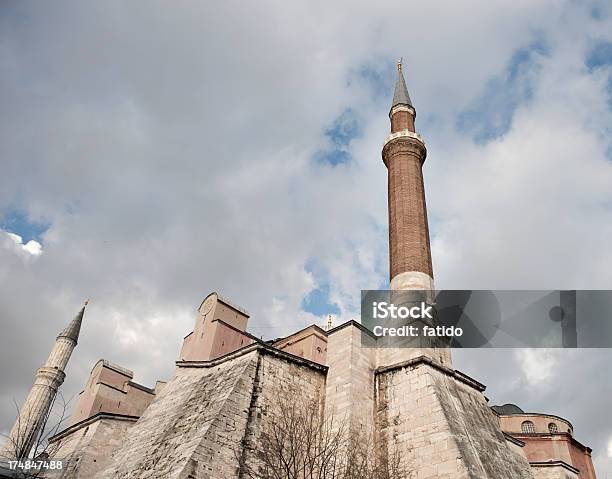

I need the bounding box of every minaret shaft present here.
[4,367,66,459]
[386,139,433,282]
[45,337,76,371]
[379,61,448,367]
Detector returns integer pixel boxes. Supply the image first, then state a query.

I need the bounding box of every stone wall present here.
[69,360,156,426]
[43,319,579,479]
[325,322,376,432]
[84,345,327,479]
[180,292,252,362]
[238,351,328,476]
[47,415,136,478]
[91,352,257,478]
[531,463,580,479]
[273,325,328,365]
[376,358,535,478]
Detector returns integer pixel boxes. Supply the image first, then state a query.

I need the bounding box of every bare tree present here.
[344,428,404,479]
[238,394,406,479]
[0,392,71,479]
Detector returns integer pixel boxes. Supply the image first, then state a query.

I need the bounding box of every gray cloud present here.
[1,0,611,474]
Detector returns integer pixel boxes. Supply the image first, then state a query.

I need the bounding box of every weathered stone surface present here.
[376,360,535,478]
[238,352,327,474]
[81,347,328,479]
[325,323,376,432]
[37,316,547,479]
[530,463,580,479]
[95,352,259,479]
[48,415,136,478]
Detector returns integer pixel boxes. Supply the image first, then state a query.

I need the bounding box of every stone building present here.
[492,404,597,478]
[2,62,598,478]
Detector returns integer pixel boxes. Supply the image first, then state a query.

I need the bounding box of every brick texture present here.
[391,111,415,133]
[383,136,433,280]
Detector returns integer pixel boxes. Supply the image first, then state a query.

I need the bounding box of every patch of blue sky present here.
[301,258,341,316]
[353,62,394,102]
[326,108,361,147]
[585,0,610,20]
[586,41,612,70]
[0,208,50,243]
[585,41,612,151]
[315,108,362,166]
[314,150,352,166]
[457,38,549,144]
[301,284,341,317]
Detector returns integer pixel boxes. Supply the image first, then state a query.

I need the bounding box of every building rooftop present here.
[492,403,525,415]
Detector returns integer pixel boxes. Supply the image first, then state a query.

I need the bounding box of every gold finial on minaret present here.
[397,57,403,71]
[84,299,89,306]
[326,314,333,331]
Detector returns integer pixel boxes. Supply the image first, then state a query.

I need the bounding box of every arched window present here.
[548,423,558,433]
[521,421,535,433]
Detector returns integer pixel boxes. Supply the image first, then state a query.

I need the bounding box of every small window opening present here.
[521,421,535,433]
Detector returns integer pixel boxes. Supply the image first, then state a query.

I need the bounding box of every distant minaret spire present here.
[1,301,88,459]
[58,299,88,343]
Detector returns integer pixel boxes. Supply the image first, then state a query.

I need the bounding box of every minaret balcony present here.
[383,129,425,148]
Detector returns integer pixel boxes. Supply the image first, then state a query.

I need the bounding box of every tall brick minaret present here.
[1,302,87,460]
[382,60,433,292]
[371,64,535,478]
[379,61,450,367]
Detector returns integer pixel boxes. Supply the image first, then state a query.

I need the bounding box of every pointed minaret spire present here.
[391,58,413,111]
[58,299,88,343]
[1,302,88,460]
[389,59,416,133]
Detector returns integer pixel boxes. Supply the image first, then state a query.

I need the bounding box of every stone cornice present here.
[326,319,378,339]
[273,324,328,348]
[98,359,134,378]
[511,432,592,454]
[375,355,487,392]
[383,129,426,148]
[389,104,415,117]
[502,432,525,447]
[211,318,261,343]
[529,460,580,474]
[35,367,66,389]
[48,412,140,444]
[175,341,328,373]
[127,380,155,395]
[382,130,427,167]
[492,411,574,432]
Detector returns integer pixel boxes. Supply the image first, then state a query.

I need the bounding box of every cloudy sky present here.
[1,0,612,474]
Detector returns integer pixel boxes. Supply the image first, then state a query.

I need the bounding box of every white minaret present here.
[1,301,87,460]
